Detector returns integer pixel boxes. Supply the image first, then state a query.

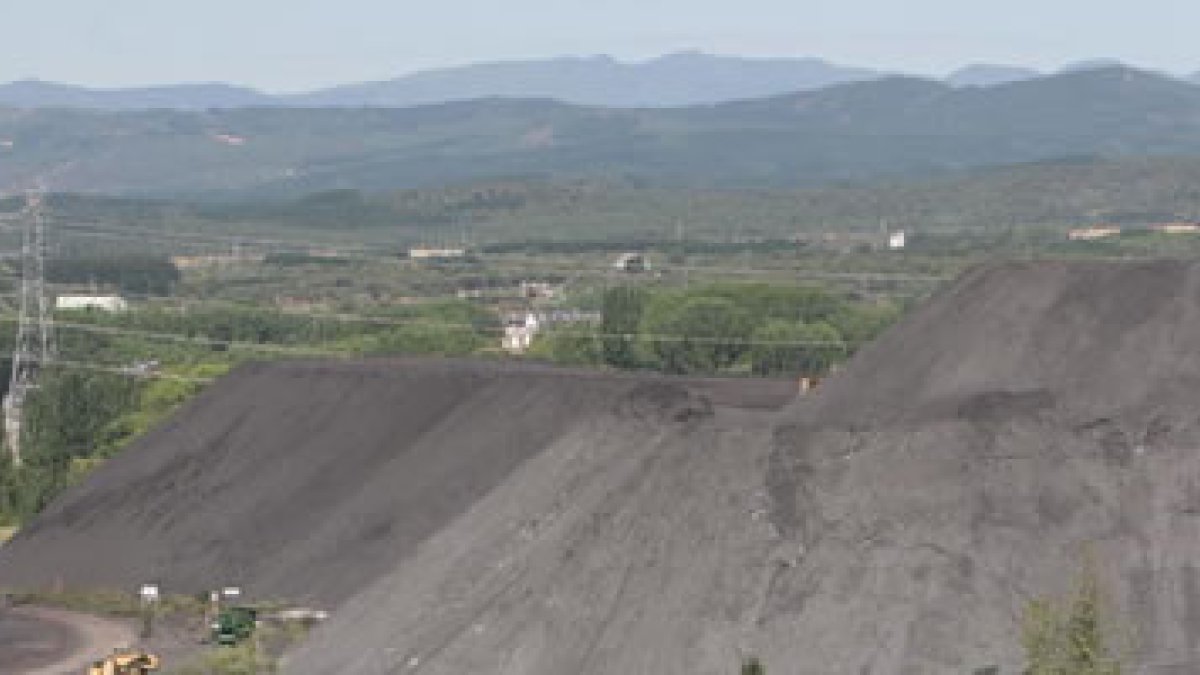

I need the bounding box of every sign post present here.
[139,584,160,639]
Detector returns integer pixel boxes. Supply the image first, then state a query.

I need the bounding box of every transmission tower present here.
[4,189,54,467]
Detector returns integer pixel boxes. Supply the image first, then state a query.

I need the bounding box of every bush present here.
[1023,558,1124,675]
[748,319,845,376]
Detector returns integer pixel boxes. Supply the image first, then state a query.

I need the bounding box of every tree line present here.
[530,282,899,376]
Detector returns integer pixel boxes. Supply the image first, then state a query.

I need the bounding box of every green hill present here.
[3,67,1200,196]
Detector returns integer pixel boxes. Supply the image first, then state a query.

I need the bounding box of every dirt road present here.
[0,606,136,675]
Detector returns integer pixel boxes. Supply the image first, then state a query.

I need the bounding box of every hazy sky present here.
[5,0,1198,91]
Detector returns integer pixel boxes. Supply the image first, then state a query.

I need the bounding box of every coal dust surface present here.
[9,261,1200,674]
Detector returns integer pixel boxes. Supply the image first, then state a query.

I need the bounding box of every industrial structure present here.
[3,189,54,467]
[55,294,129,312]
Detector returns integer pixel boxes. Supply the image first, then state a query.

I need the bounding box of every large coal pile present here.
[286,260,1200,675]
[8,260,1200,674]
[0,359,793,608]
[750,260,1200,674]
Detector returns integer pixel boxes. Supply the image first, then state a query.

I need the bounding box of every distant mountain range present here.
[290,52,885,108]
[0,80,274,110]
[1,52,1191,111]
[4,66,1200,196]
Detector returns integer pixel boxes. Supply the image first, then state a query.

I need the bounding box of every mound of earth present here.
[0,359,792,611]
[286,260,1200,675]
[8,260,1200,674]
[750,260,1200,674]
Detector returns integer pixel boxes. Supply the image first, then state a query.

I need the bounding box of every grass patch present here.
[173,620,312,674]
[174,642,277,675]
[2,587,207,618]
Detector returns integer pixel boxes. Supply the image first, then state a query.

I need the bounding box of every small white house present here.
[612,252,647,273]
[888,231,907,250]
[502,313,541,353]
[55,295,129,312]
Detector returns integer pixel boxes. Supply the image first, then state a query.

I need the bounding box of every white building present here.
[888,231,907,250]
[503,313,541,353]
[612,252,647,272]
[1067,226,1121,241]
[55,295,129,312]
[409,247,466,260]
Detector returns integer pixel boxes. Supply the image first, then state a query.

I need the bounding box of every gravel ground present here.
[0,606,136,675]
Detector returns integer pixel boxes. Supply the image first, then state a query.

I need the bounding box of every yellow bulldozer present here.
[87,647,160,674]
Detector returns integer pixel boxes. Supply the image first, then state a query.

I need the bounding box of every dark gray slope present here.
[289,261,1200,674]
[761,260,1200,673]
[0,359,793,609]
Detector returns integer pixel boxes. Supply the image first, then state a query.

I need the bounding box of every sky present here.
[4,0,1199,92]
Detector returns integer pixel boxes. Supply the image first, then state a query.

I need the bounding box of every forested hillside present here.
[25,156,1200,243]
[4,67,1200,195]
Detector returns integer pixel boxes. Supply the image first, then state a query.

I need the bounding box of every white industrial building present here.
[409,247,466,260]
[55,295,129,312]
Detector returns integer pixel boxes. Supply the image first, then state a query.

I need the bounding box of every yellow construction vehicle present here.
[87,647,160,674]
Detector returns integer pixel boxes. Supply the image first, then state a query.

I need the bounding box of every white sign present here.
[140,584,160,603]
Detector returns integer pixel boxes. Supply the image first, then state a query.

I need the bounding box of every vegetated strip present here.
[31,317,860,350]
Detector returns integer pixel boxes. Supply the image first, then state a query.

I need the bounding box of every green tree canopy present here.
[748,320,845,376]
[638,294,752,374]
[601,285,646,368]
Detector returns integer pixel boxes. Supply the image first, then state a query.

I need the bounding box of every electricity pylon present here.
[4,188,54,467]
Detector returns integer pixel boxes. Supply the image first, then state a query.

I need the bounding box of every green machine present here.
[211,606,258,646]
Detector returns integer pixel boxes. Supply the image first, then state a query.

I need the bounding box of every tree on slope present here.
[1023,558,1124,675]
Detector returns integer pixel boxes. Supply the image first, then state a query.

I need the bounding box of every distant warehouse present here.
[1149,222,1200,234]
[55,295,128,312]
[1067,226,1121,241]
[409,247,466,261]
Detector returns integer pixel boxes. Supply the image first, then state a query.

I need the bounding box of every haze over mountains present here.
[4,65,1200,195]
[944,64,1042,88]
[2,52,1195,111]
